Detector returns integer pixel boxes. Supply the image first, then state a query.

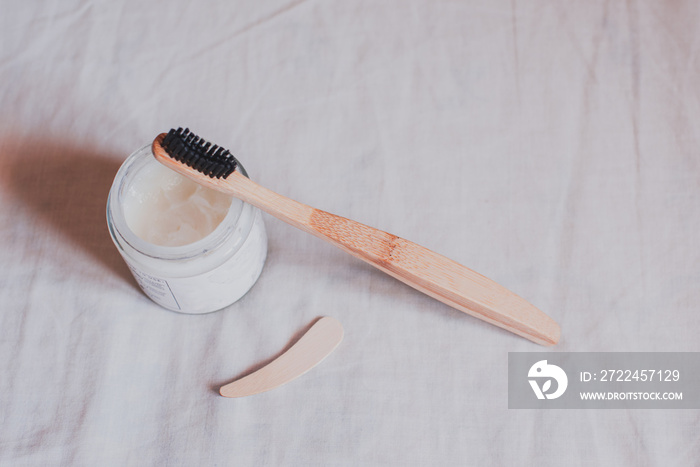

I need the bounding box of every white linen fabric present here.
[1,1,699,465]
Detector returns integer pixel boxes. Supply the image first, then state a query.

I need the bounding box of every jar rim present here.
[107,144,254,264]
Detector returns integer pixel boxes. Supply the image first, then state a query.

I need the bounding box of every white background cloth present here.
[1,1,699,465]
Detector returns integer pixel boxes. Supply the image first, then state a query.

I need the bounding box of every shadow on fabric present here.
[2,135,134,284]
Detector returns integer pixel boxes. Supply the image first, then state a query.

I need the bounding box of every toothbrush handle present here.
[228,172,560,346]
[310,210,559,346]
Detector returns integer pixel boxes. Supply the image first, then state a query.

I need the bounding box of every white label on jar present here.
[127,265,181,310]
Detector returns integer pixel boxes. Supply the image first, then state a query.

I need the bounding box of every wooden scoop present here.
[220,317,344,398]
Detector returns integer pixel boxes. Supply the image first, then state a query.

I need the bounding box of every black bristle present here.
[160,128,239,179]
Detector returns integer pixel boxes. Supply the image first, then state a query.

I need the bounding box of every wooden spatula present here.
[220,317,344,398]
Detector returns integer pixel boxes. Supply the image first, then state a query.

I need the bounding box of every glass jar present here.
[106,144,268,314]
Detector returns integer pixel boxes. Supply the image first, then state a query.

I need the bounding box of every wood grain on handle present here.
[310,211,560,345]
[153,135,561,345]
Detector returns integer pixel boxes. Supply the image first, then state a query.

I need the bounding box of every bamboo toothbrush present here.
[152,128,560,346]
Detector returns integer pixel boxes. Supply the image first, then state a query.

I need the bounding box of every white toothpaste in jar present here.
[107,144,267,314]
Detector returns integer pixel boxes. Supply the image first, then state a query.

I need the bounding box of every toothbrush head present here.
[159,127,238,179]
